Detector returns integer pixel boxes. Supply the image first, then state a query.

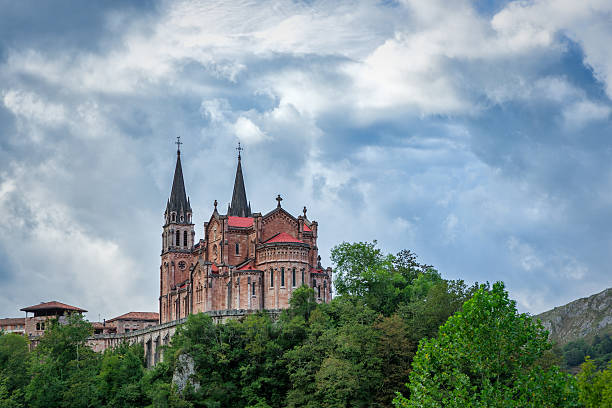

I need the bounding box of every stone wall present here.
[87,309,281,367]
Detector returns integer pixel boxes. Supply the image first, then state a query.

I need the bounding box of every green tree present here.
[25,313,101,408]
[0,333,29,407]
[394,282,579,408]
[331,241,438,315]
[576,357,612,408]
[98,342,147,407]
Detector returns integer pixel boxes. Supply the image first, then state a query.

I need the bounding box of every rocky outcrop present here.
[535,287,612,345]
[172,354,200,393]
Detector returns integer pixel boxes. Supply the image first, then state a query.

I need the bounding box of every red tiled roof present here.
[228,216,254,228]
[107,312,159,323]
[264,232,303,244]
[238,262,255,270]
[303,223,312,232]
[20,301,87,313]
[0,318,25,326]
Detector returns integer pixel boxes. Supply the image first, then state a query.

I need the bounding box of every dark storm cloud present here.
[0,1,158,56]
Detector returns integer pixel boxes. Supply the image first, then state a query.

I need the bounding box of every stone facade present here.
[159,148,332,324]
[0,318,25,335]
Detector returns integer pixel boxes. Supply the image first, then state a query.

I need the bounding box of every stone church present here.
[159,143,332,323]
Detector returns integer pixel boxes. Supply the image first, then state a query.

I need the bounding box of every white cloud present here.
[3,89,66,127]
[563,100,611,129]
[507,236,544,272]
[234,116,268,144]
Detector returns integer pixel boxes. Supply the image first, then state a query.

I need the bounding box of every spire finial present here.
[214,199,218,210]
[276,194,283,208]
[236,141,244,160]
[176,136,183,155]
[303,206,307,217]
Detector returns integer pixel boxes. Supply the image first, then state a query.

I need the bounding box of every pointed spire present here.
[228,143,251,217]
[166,138,191,222]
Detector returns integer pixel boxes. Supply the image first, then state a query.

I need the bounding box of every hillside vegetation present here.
[536,287,612,345]
[0,241,610,407]
[536,287,612,372]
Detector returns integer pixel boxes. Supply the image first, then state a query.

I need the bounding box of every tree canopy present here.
[0,241,607,407]
[394,282,580,408]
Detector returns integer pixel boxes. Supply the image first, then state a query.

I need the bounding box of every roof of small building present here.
[107,312,159,323]
[0,318,25,326]
[303,223,312,232]
[20,301,87,313]
[264,232,304,244]
[237,262,255,270]
[228,216,254,228]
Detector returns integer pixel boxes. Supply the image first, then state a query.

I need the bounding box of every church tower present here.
[160,138,195,323]
[227,143,251,217]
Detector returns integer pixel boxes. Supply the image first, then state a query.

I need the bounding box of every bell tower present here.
[160,137,195,323]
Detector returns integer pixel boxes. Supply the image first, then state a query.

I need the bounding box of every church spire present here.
[166,137,192,223]
[228,142,251,217]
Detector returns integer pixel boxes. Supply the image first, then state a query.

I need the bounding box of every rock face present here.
[172,354,200,393]
[536,287,612,345]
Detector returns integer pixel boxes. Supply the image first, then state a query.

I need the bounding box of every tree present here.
[0,333,29,407]
[331,241,438,315]
[576,357,612,408]
[394,282,579,408]
[97,342,147,407]
[25,313,101,408]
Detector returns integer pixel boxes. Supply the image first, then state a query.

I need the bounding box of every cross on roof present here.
[176,136,183,153]
[276,194,283,208]
[236,141,244,159]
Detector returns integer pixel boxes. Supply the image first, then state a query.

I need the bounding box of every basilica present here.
[159,143,332,323]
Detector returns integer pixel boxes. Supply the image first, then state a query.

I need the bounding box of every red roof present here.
[265,232,303,244]
[228,216,254,228]
[20,301,87,313]
[107,312,159,323]
[211,263,219,272]
[303,223,312,232]
[238,262,255,270]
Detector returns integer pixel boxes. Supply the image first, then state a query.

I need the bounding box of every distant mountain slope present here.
[535,287,612,345]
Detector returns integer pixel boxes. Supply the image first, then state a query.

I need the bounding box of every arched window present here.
[270,269,274,287]
[184,230,188,247]
[292,268,296,287]
[213,244,218,262]
[172,213,176,222]
[281,267,285,287]
[176,231,180,247]
[252,279,256,296]
[324,281,327,298]
[235,242,239,255]
[301,268,305,285]
[318,284,321,298]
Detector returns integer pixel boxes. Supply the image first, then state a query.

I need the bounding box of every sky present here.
[1,0,611,321]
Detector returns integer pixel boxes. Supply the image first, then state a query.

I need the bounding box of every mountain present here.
[535,287,612,345]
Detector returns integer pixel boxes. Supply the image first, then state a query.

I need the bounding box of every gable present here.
[261,208,299,242]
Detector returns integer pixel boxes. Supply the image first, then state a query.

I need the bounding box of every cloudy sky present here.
[1,0,611,321]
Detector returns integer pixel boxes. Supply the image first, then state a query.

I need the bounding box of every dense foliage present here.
[0,241,609,407]
[393,282,579,407]
[563,334,612,371]
[576,358,612,407]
